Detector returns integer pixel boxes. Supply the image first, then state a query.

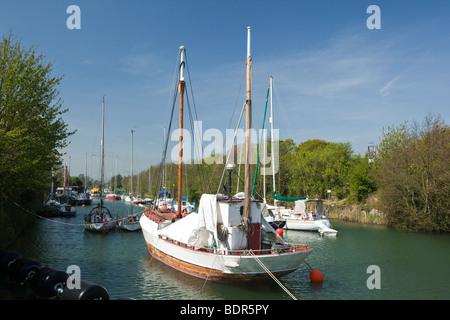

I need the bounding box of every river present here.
[2,200,449,300]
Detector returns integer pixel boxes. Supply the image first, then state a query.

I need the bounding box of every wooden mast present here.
[177,46,186,218]
[244,27,252,227]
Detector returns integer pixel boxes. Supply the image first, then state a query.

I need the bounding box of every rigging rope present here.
[184,50,208,193]
[216,102,246,195]
[251,86,270,197]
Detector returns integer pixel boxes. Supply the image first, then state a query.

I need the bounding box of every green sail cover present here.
[273,192,306,202]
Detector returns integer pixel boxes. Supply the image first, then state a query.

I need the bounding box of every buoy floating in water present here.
[309,269,323,282]
[276,228,284,236]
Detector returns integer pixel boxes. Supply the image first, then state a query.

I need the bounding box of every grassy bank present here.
[326,195,387,225]
[328,205,386,225]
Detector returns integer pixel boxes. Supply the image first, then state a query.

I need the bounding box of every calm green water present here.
[2,200,449,300]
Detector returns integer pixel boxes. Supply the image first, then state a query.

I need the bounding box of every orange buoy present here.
[276,228,284,236]
[82,204,85,207]
[310,269,323,282]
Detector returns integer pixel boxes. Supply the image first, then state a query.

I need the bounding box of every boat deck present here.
[144,208,183,224]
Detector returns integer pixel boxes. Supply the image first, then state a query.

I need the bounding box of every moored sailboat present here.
[258,76,337,236]
[55,165,77,217]
[84,97,116,233]
[118,205,141,231]
[140,28,313,283]
[276,197,337,235]
[118,128,141,231]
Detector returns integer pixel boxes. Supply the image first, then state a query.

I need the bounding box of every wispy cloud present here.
[121,52,164,75]
[253,32,392,102]
[379,75,401,97]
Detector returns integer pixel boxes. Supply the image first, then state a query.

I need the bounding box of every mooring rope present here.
[200,253,219,297]
[249,250,298,300]
[2,193,145,227]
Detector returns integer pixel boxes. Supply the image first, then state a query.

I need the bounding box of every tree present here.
[348,154,376,202]
[377,121,408,161]
[375,114,449,232]
[0,33,74,198]
[291,140,353,199]
[276,139,296,198]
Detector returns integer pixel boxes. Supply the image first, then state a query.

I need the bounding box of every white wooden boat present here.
[140,28,313,283]
[141,194,312,283]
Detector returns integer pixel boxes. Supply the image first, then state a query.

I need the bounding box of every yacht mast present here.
[177,46,186,218]
[131,128,134,198]
[269,76,277,206]
[100,96,105,212]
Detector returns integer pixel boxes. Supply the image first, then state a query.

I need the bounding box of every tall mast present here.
[177,46,186,218]
[148,163,151,199]
[162,127,166,191]
[244,26,252,224]
[115,156,118,194]
[269,76,277,206]
[84,152,88,197]
[131,128,134,198]
[100,96,105,209]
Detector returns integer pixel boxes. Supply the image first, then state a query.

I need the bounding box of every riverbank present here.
[326,195,387,225]
[328,205,386,225]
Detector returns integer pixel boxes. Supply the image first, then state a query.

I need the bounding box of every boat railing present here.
[159,234,310,256]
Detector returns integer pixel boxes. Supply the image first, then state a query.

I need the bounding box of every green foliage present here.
[377,121,408,160]
[0,33,74,245]
[290,140,353,199]
[348,155,376,203]
[0,33,74,198]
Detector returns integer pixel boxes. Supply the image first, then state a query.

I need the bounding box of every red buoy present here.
[310,269,323,282]
[276,228,284,236]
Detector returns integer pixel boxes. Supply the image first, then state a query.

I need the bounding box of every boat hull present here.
[84,206,116,232]
[140,214,312,283]
[118,216,141,231]
[84,221,116,232]
[283,218,332,231]
[58,204,76,217]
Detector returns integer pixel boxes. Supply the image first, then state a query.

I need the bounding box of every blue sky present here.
[1,0,449,178]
